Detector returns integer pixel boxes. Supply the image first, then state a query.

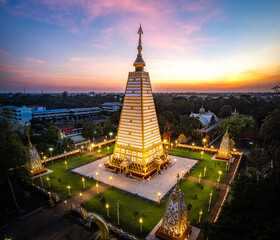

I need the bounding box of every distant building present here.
[26,105,46,111]
[32,107,100,121]
[190,104,219,138]
[1,105,32,124]
[102,102,122,112]
[1,105,101,123]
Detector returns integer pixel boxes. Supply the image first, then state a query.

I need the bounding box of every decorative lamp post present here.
[46,177,50,188]
[216,171,222,189]
[96,171,99,182]
[198,172,201,185]
[106,203,110,218]
[225,162,228,171]
[171,143,173,150]
[109,132,113,140]
[208,190,213,212]
[218,171,222,182]
[67,185,71,197]
[198,208,203,224]
[182,169,185,178]
[158,192,161,205]
[39,172,43,187]
[202,138,207,149]
[30,170,34,184]
[211,145,214,153]
[80,192,83,203]
[203,166,206,178]
[64,200,68,213]
[188,163,191,174]
[49,147,53,163]
[107,146,110,153]
[200,151,204,159]
[82,177,85,190]
[117,201,120,225]
[43,156,46,164]
[175,140,178,147]
[192,142,195,150]
[64,160,68,170]
[110,176,113,187]
[139,217,143,232]
[81,146,84,152]
[96,182,99,195]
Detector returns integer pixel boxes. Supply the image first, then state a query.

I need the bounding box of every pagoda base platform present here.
[32,169,53,178]
[155,224,192,240]
[211,154,234,163]
[72,155,198,202]
[104,157,171,180]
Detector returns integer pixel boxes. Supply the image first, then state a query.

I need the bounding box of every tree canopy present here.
[217,115,255,141]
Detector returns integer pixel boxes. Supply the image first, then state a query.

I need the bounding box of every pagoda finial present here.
[137,23,143,53]
[134,24,146,71]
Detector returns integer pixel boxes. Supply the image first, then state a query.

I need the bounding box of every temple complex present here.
[28,139,47,176]
[105,25,168,179]
[155,174,192,240]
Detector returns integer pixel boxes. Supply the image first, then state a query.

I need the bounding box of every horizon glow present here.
[0,0,280,93]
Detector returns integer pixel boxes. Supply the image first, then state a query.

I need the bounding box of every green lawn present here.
[83,180,218,236]
[35,154,97,199]
[170,148,229,183]
[94,143,115,155]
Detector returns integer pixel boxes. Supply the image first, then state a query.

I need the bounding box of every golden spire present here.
[134,24,146,71]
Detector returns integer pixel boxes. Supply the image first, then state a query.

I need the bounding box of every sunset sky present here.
[0,0,279,93]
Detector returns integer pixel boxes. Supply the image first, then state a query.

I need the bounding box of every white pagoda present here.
[105,25,168,178]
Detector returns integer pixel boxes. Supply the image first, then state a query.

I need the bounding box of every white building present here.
[190,105,219,138]
[1,105,32,124]
[102,102,122,112]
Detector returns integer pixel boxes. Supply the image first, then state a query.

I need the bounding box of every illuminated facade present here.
[106,25,167,178]
[156,174,192,240]
[28,140,47,176]
[216,128,231,160]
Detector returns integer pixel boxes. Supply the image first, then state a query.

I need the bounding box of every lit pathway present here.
[187,176,228,190]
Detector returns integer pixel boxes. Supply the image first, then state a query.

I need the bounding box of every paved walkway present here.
[187,176,228,190]
[72,155,198,202]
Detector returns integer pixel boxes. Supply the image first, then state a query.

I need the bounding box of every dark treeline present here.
[155,94,279,128]
[0,92,121,109]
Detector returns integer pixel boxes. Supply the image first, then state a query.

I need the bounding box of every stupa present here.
[105,25,168,179]
[155,174,192,240]
[216,128,231,160]
[28,139,47,176]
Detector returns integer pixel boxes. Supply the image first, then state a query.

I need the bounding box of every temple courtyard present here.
[72,155,198,202]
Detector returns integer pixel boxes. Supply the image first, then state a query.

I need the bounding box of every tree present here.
[218,105,232,118]
[45,125,60,145]
[178,115,201,137]
[82,123,97,141]
[0,119,29,212]
[217,115,255,142]
[203,169,280,240]
[259,108,280,168]
[103,119,113,136]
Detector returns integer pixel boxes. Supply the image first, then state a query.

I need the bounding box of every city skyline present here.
[0,0,280,93]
